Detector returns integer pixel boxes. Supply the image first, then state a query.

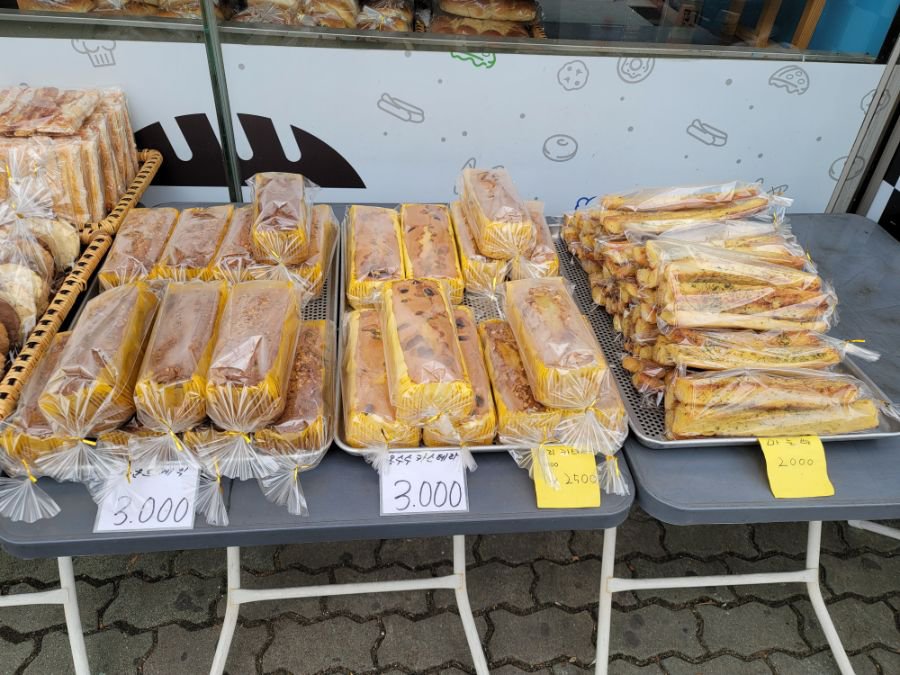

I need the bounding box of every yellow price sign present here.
[758,436,834,499]
[533,446,601,509]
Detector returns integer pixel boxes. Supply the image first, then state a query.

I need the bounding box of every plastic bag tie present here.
[21,459,37,484]
[224,430,252,445]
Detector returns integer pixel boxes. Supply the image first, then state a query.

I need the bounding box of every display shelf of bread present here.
[229,0,414,29]
[17,0,226,19]
[423,0,544,37]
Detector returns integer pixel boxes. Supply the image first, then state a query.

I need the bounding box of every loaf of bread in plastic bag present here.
[510,201,559,280]
[346,205,405,309]
[449,200,508,296]
[99,208,178,289]
[296,204,338,296]
[400,203,465,304]
[250,172,310,265]
[153,205,233,281]
[209,205,254,283]
[460,167,535,259]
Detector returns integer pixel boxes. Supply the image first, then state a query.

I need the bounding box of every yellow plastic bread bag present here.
[153,205,233,281]
[510,200,559,280]
[346,205,406,309]
[424,307,497,446]
[98,207,179,289]
[39,282,160,438]
[399,203,465,304]
[449,200,508,297]
[295,204,338,296]
[459,167,535,259]
[381,278,475,423]
[342,309,419,448]
[250,172,311,265]
[209,205,255,283]
[505,277,610,409]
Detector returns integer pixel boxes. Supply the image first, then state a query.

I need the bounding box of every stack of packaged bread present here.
[564,181,891,440]
[428,0,540,37]
[230,0,411,29]
[17,0,227,19]
[0,171,336,523]
[0,86,138,224]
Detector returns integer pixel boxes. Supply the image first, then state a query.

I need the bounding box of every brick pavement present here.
[0,512,898,674]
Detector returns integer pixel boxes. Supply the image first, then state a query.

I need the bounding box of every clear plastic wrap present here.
[342,309,420,448]
[423,307,496,446]
[250,172,312,265]
[510,201,559,280]
[505,277,610,409]
[98,208,179,289]
[299,0,358,25]
[345,205,405,309]
[400,203,465,304]
[0,452,61,523]
[209,205,254,283]
[99,89,139,185]
[0,86,100,137]
[665,368,888,439]
[82,108,124,212]
[381,278,475,424]
[296,204,338,296]
[153,205,233,281]
[430,12,530,36]
[459,168,535,259]
[438,0,536,21]
[449,200,508,298]
[6,216,80,276]
[231,3,295,22]
[0,214,53,344]
[357,1,412,29]
[601,181,763,212]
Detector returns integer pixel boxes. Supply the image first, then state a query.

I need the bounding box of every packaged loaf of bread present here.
[250,172,312,265]
[294,204,338,296]
[400,203,465,304]
[205,280,302,432]
[0,210,55,344]
[0,86,100,137]
[255,319,334,453]
[134,281,226,438]
[460,167,535,258]
[602,181,763,212]
[39,282,160,438]
[99,208,179,289]
[439,0,535,21]
[99,89,138,185]
[299,0,359,25]
[357,0,411,29]
[665,368,887,439]
[210,205,254,283]
[430,13,530,36]
[424,307,496,446]
[153,205,233,281]
[81,109,125,213]
[342,309,420,448]
[510,200,559,280]
[346,205,405,309]
[505,277,609,409]
[449,200,508,297]
[231,3,295,22]
[381,278,475,423]
[594,195,774,236]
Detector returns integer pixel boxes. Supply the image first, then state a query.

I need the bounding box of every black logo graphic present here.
[135,113,365,188]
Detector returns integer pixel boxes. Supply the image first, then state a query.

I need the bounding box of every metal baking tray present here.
[558,233,900,449]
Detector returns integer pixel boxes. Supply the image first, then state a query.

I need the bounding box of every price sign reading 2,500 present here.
[112,496,191,527]
[392,480,464,512]
[564,472,598,486]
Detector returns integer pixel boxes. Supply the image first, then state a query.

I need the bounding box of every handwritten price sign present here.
[533,446,601,509]
[380,451,469,515]
[759,436,834,499]
[94,465,199,533]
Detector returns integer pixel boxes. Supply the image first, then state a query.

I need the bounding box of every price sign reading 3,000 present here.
[94,465,199,533]
[380,451,470,515]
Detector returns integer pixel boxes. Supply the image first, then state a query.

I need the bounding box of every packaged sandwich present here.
[153,205,232,281]
[505,277,610,409]
[381,278,475,423]
[343,309,420,448]
[449,200,508,298]
[255,319,334,453]
[205,280,302,432]
[424,307,496,446]
[209,205,254,283]
[666,368,886,439]
[39,282,160,438]
[400,203,465,304]
[601,181,763,212]
[460,168,535,259]
[295,204,338,296]
[438,0,536,21]
[250,172,312,265]
[346,205,405,309]
[99,207,179,289]
[510,200,559,280]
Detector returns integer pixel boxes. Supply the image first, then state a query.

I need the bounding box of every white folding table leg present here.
[805,521,853,675]
[0,557,89,675]
[847,519,900,542]
[594,527,616,675]
[209,538,489,675]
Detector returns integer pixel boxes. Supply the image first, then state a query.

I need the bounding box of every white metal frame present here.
[848,520,900,542]
[0,556,89,675]
[594,521,853,675]
[210,535,488,675]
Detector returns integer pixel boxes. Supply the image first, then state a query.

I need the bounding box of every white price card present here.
[94,465,199,533]
[380,451,469,515]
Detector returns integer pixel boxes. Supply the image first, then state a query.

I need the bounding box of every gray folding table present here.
[594,214,900,675]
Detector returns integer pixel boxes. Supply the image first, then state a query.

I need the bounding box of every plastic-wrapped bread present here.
[154,205,232,281]
[346,205,405,309]
[209,205,254,283]
[250,172,310,265]
[424,307,496,446]
[596,195,772,236]
[601,181,763,212]
[99,208,179,289]
[255,320,333,453]
[381,278,475,423]
[205,280,302,432]
[400,203,465,304]
[39,282,160,437]
[510,200,559,280]
[460,167,535,259]
[134,282,226,434]
[295,204,338,296]
[9,217,80,274]
[0,87,100,137]
[449,200,508,296]
[439,0,536,21]
[0,262,50,343]
[666,368,882,439]
[99,89,138,185]
[343,309,419,448]
[82,108,124,212]
[505,277,609,409]
[430,13,530,36]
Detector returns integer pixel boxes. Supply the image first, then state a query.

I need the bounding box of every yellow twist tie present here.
[213,459,222,487]
[849,339,866,343]
[605,454,621,478]
[293,465,299,484]
[21,459,37,484]
[126,459,132,484]
[81,438,97,447]
[224,430,252,444]
[168,430,185,452]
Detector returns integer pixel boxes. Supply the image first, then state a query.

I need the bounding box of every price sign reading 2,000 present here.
[392,480,464,512]
[777,457,814,467]
[112,496,191,527]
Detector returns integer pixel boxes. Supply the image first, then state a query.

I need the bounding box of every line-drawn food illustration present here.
[451,52,497,69]
[686,119,728,147]
[558,60,589,91]
[769,65,810,95]
[377,93,425,123]
[828,155,865,181]
[617,57,654,84]
[542,134,578,162]
[71,39,117,67]
[861,88,891,115]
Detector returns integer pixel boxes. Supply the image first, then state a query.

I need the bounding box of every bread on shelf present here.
[439,0,536,21]
[400,203,465,304]
[346,205,405,309]
[153,205,233,281]
[449,200,508,296]
[250,172,310,265]
[296,204,338,296]
[210,205,254,283]
[460,167,535,258]
[99,207,179,289]
[510,200,559,280]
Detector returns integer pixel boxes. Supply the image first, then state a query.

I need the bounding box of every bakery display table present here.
[594,214,900,675]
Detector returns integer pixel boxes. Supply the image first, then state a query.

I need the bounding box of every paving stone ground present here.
[1,511,898,674]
